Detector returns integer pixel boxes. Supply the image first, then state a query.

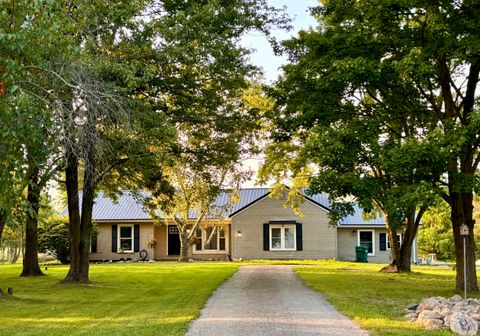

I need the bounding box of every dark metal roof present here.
[60,188,385,226]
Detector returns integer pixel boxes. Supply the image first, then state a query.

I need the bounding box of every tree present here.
[145,163,243,261]
[38,216,71,265]
[0,1,71,276]
[137,1,286,261]
[1,0,285,282]
[261,104,440,272]
[58,0,284,281]
[0,0,165,282]
[0,205,26,264]
[261,1,480,288]
[0,226,23,264]
[418,198,455,261]
[260,5,443,272]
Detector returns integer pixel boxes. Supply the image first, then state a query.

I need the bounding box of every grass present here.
[0,260,474,336]
[294,260,473,336]
[0,262,237,336]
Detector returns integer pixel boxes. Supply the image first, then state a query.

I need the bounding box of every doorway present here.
[167,225,180,256]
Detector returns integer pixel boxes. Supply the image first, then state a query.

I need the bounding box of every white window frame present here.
[270,224,296,251]
[357,230,375,256]
[387,233,403,250]
[193,226,229,254]
[118,224,134,253]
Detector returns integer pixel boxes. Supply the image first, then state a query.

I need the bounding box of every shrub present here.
[38,217,70,264]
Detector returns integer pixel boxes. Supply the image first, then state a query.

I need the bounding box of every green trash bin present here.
[355,246,368,262]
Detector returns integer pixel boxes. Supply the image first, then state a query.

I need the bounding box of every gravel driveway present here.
[186,265,369,336]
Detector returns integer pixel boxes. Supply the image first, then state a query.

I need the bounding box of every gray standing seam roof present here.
[60,188,385,226]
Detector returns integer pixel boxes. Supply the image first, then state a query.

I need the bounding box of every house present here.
[74,188,418,263]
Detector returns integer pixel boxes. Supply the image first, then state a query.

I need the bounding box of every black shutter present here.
[91,233,97,253]
[134,224,140,252]
[296,223,303,251]
[263,223,269,251]
[112,224,117,252]
[379,233,387,251]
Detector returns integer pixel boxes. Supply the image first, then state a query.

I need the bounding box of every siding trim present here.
[230,193,330,218]
[303,195,330,212]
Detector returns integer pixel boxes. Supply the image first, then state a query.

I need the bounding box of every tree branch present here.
[462,58,480,122]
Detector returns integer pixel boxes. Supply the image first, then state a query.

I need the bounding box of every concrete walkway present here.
[186,265,369,336]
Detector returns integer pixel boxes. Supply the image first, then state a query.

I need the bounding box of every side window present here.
[119,225,134,252]
[387,233,402,250]
[358,230,374,255]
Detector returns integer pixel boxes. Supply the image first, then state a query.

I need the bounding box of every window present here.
[219,227,226,250]
[118,225,134,252]
[195,228,202,251]
[204,227,218,250]
[193,226,227,253]
[169,226,179,234]
[358,230,374,255]
[387,233,402,250]
[270,224,296,251]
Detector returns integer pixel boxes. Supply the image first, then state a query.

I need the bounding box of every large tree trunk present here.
[62,148,81,283]
[450,190,478,292]
[386,223,401,268]
[397,208,421,272]
[61,145,95,284]
[62,182,93,283]
[386,207,422,273]
[20,163,44,277]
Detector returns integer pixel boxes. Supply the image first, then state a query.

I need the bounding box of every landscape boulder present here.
[450,312,478,335]
[406,296,480,334]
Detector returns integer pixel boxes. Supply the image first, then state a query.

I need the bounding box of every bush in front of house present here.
[38,216,70,264]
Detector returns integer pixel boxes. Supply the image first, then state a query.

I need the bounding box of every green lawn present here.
[0,262,237,336]
[0,260,473,336]
[294,261,470,336]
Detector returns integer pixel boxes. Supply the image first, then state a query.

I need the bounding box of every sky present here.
[242,0,318,82]
[240,0,318,187]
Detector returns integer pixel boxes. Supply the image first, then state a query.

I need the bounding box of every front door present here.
[167,225,180,256]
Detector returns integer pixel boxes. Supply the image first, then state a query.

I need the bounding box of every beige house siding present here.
[91,222,154,261]
[153,225,176,260]
[231,196,336,260]
[337,228,418,263]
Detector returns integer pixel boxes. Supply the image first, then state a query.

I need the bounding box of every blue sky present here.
[242,0,318,82]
